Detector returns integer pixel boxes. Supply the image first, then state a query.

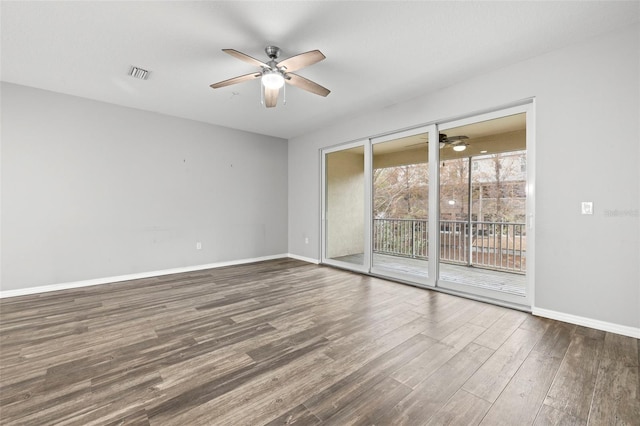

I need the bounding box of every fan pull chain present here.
[283,81,286,105]
[260,81,264,106]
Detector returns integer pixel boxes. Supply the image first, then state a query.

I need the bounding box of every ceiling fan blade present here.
[444,135,469,143]
[210,72,261,89]
[222,49,271,69]
[264,86,279,108]
[278,50,325,72]
[286,73,330,97]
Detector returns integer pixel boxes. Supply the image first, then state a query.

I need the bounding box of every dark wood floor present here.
[1,259,638,425]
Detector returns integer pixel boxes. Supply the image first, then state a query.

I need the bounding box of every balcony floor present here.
[332,253,526,296]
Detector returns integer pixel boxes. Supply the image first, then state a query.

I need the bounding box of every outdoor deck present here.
[333,253,526,296]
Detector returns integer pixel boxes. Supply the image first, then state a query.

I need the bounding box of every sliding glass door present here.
[436,105,533,307]
[370,126,436,286]
[321,102,534,309]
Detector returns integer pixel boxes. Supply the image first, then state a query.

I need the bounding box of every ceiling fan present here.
[210,46,330,108]
[439,134,470,152]
[408,133,470,151]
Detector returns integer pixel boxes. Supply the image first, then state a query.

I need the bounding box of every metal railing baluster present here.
[372,218,526,274]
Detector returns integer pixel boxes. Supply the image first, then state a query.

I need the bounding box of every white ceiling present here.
[2,1,638,139]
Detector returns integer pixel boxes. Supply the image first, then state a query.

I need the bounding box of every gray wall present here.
[1,83,288,291]
[288,24,640,329]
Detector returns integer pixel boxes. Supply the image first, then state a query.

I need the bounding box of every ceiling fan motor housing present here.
[265,45,281,59]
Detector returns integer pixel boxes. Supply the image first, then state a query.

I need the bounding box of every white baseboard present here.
[0,253,289,299]
[533,307,640,339]
[286,253,320,265]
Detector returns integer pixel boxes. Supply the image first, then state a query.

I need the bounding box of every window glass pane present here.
[325,146,365,265]
[372,133,429,278]
[438,113,527,296]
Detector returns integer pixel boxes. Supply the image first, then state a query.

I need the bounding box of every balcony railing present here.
[373,218,526,273]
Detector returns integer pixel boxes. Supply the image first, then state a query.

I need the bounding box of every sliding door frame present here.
[319,99,535,311]
[369,125,438,287]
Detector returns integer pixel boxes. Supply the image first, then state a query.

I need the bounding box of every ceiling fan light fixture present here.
[453,144,467,152]
[262,71,285,89]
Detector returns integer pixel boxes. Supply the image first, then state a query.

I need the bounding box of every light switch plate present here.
[581,202,593,215]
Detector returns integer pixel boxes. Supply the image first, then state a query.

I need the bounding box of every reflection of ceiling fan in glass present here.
[439,134,469,152]
[408,133,470,151]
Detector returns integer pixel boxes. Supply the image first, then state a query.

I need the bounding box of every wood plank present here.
[543,333,603,421]
[462,325,547,402]
[468,304,509,328]
[439,322,487,350]
[601,332,639,366]
[302,333,435,421]
[264,404,321,426]
[425,389,492,425]
[588,357,640,425]
[530,320,574,359]
[533,404,586,426]
[323,313,430,365]
[473,308,528,350]
[156,351,336,426]
[390,341,460,388]
[377,342,494,425]
[321,376,412,426]
[419,299,488,341]
[574,325,606,340]
[480,350,563,425]
[146,336,331,424]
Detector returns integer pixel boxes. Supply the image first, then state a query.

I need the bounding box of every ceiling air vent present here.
[128,66,149,80]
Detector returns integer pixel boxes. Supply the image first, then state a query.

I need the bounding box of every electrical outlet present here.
[196,242,202,250]
[304,237,309,244]
[581,202,593,215]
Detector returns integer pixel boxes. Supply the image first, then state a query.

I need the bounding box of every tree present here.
[373,163,428,219]
[439,158,469,221]
[373,151,526,224]
[472,152,525,223]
